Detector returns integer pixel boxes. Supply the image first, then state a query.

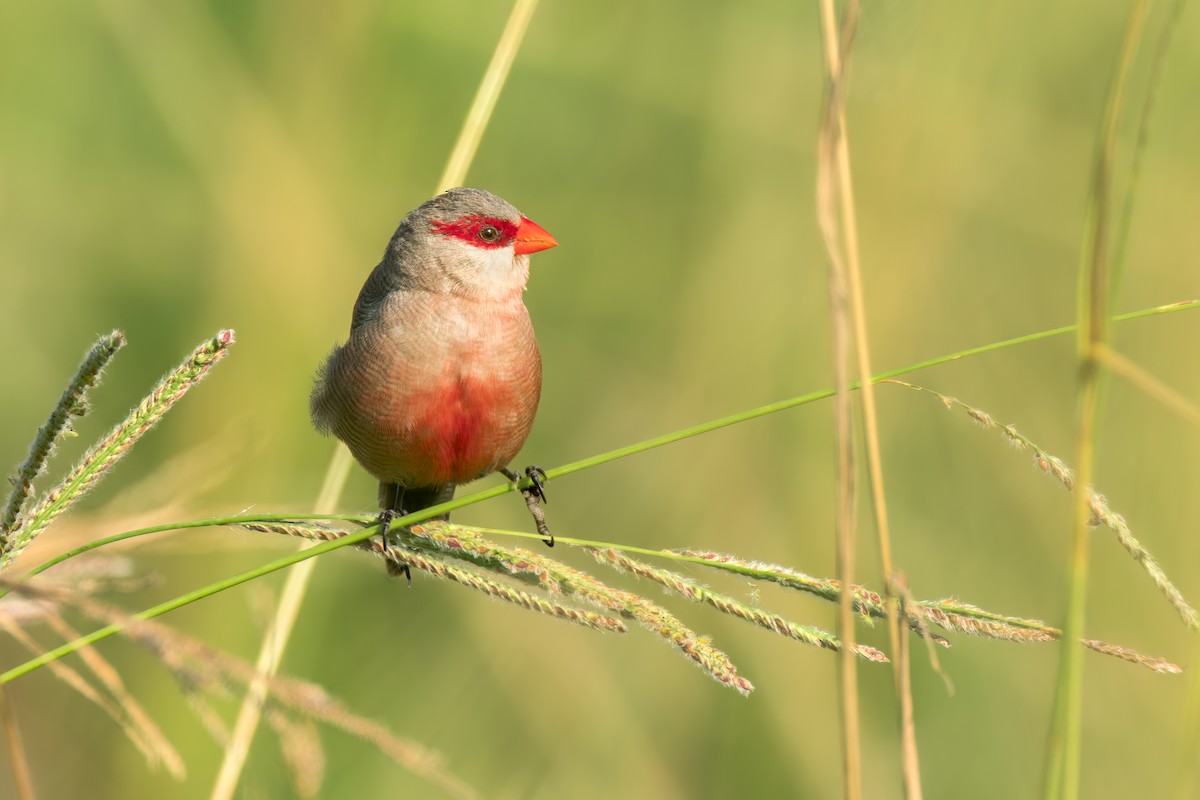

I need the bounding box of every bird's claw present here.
[524,465,549,505]
[502,465,554,547]
[378,508,412,585]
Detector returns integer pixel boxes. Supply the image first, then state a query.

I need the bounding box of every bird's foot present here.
[524,465,549,505]
[378,508,412,585]
[501,465,554,547]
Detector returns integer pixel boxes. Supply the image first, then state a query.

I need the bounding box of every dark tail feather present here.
[378,483,456,521]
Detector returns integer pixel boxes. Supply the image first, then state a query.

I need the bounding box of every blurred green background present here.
[2,1,1198,797]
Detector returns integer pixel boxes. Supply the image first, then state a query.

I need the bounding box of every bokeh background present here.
[2,1,1199,798]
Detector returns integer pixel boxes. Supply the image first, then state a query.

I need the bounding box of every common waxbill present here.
[310,188,557,563]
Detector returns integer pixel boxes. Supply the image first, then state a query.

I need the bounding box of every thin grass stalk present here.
[816,0,863,794]
[404,524,753,694]
[677,550,1009,641]
[1,331,125,541]
[0,683,35,800]
[1097,344,1200,428]
[670,548,1180,673]
[0,614,174,777]
[0,615,182,778]
[0,578,477,800]
[1045,4,1149,799]
[895,578,917,777]
[436,0,541,194]
[242,520,627,633]
[2,506,1182,690]
[211,547,324,800]
[202,454,350,800]
[212,3,546,795]
[91,17,353,789]
[1177,633,1200,799]
[42,613,186,778]
[887,379,1198,628]
[584,547,887,662]
[4,293,1192,596]
[816,0,921,795]
[3,299,1196,684]
[1110,0,1188,298]
[1079,640,1181,674]
[510,300,1199,487]
[265,710,323,799]
[0,516,386,686]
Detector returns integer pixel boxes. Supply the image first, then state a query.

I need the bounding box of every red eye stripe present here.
[429,216,519,249]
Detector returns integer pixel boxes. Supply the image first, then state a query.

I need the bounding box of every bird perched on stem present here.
[310,188,558,574]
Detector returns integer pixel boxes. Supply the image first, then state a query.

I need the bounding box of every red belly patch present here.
[409,375,508,484]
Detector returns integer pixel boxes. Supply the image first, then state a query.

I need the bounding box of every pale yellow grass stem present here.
[210,2,543,798]
[816,0,920,796]
[1096,344,1200,428]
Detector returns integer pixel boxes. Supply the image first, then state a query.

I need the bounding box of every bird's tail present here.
[308,343,343,435]
[378,482,456,521]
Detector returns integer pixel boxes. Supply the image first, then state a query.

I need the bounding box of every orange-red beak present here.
[513,216,558,255]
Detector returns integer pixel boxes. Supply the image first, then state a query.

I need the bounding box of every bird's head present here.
[386,187,557,299]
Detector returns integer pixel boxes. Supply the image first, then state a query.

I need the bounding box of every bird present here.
[310,187,558,575]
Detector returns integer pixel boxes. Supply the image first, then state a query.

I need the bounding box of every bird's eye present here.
[478,225,500,242]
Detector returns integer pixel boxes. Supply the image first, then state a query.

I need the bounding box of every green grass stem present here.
[1046,3,1152,798]
[2,298,1196,686]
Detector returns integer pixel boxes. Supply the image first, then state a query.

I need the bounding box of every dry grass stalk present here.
[266,710,325,799]
[894,576,952,694]
[1097,344,1200,428]
[673,549,1179,672]
[1081,639,1182,675]
[0,683,35,800]
[0,577,477,800]
[238,521,627,635]
[886,379,1199,631]
[0,614,182,778]
[815,0,916,792]
[0,556,182,776]
[220,1,553,793]
[406,523,755,695]
[236,517,1181,675]
[248,519,755,694]
[43,612,186,777]
[673,549,945,645]
[585,546,888,663]
[184,688,231,745]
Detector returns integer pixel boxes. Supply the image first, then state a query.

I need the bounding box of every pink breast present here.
[332,300,541,488]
